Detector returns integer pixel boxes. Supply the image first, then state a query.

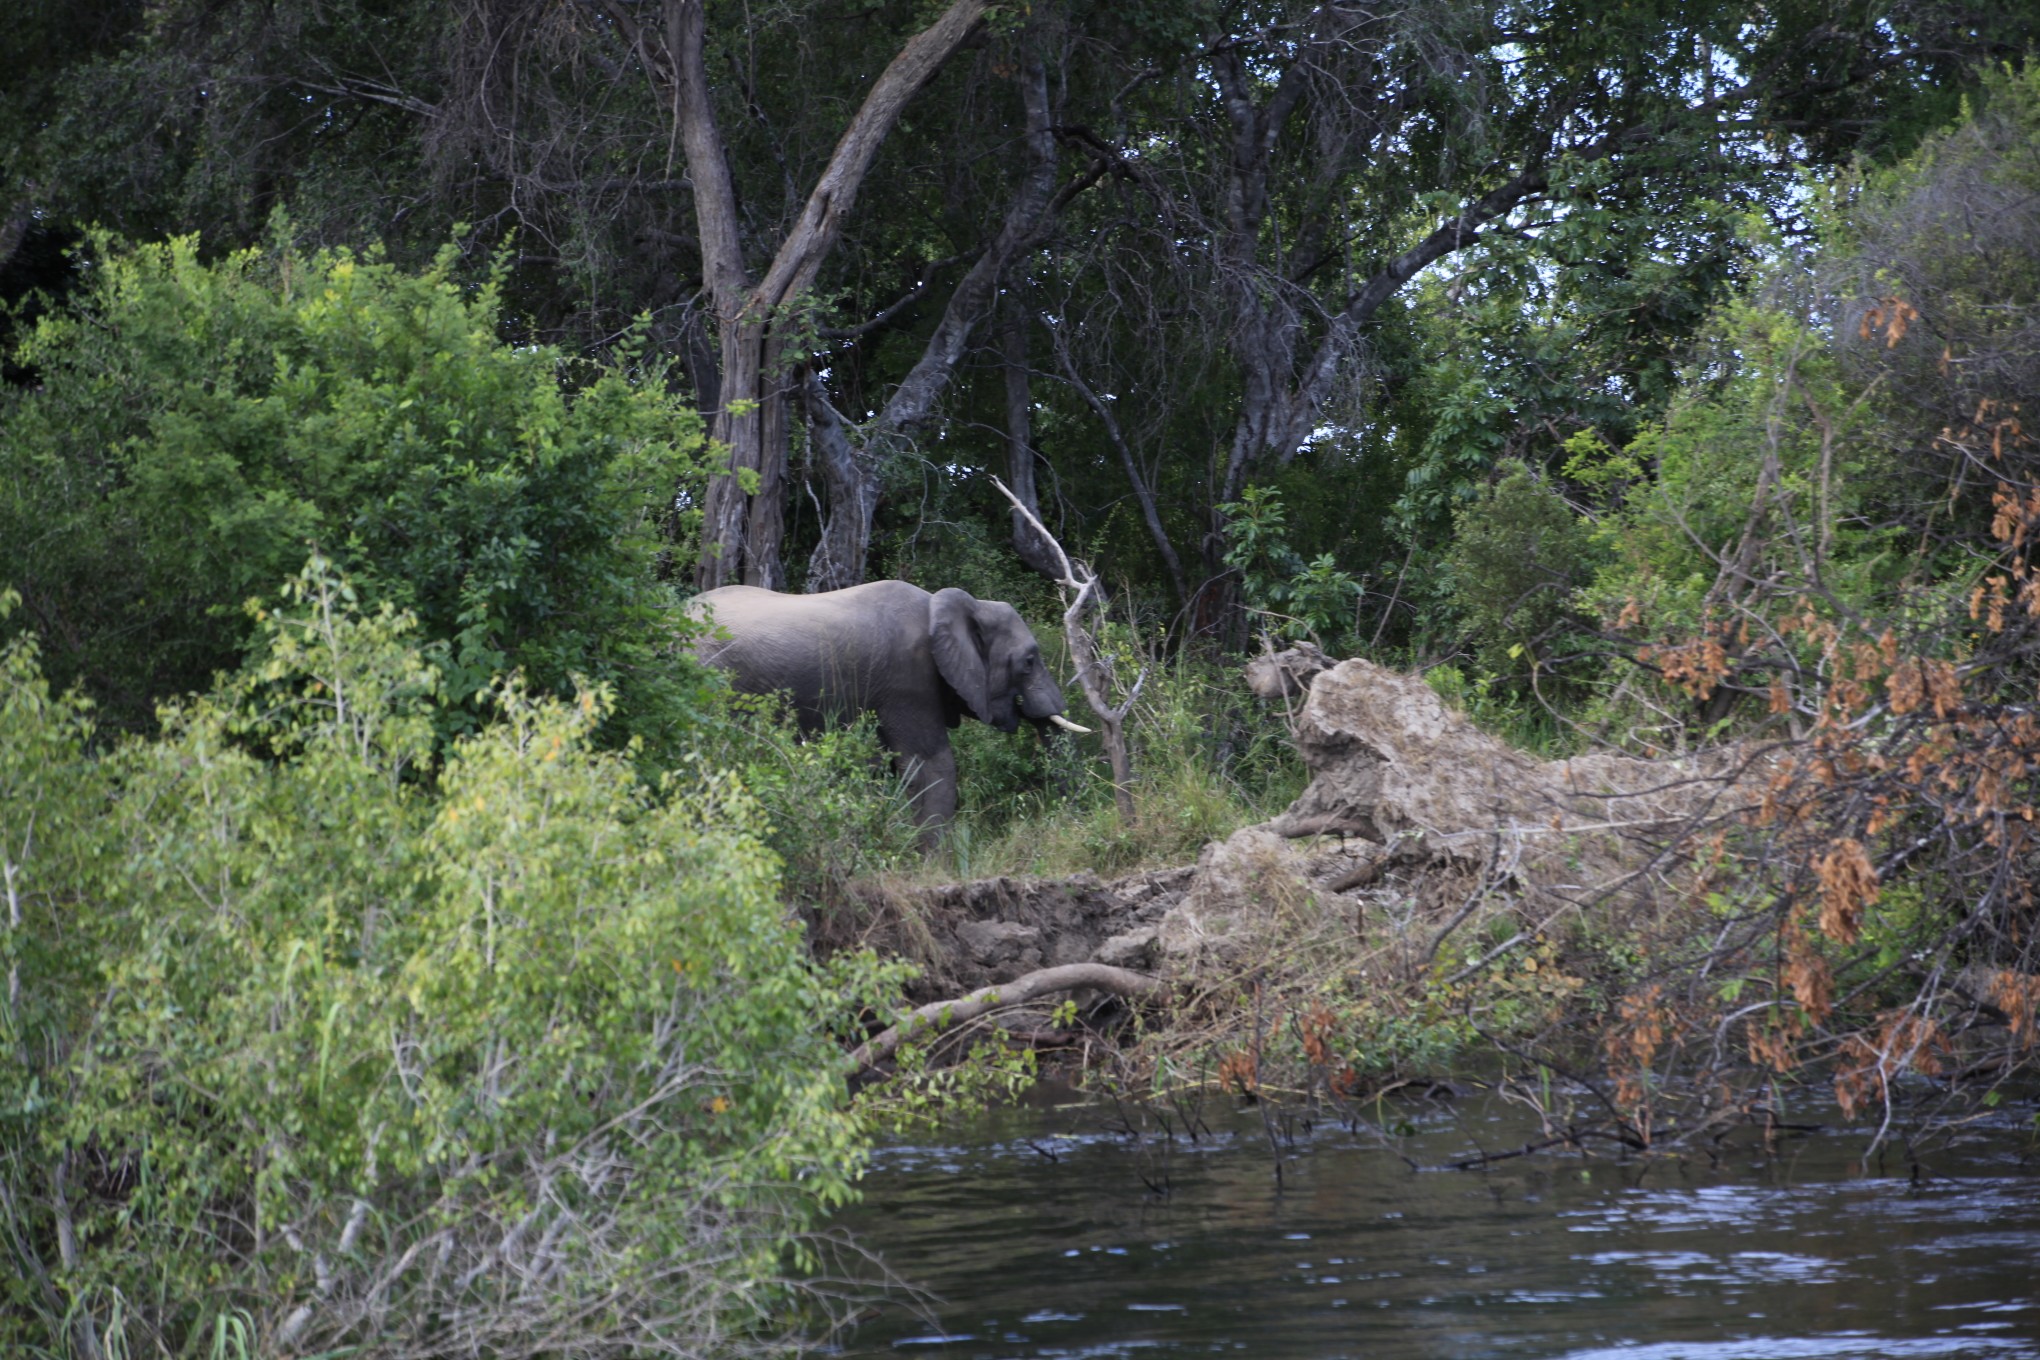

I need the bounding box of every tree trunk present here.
[802,370,880,592]
[798,48,1072,588]
[0,211,28,276]
[742,348,791,589]
[1002,304,1061,579]
[641,0,991,590]
[697,319,794,588]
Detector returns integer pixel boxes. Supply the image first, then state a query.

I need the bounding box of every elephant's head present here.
[929,588,1071,734]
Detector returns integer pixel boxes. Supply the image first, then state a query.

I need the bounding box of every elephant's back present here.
[688,580,929,625]
[686,581,933,713]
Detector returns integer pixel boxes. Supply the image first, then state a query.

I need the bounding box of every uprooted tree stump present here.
[1125,646,1789,979]
[1252,649,1778,913]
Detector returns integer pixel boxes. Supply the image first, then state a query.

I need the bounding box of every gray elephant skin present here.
[687,581,1073,831]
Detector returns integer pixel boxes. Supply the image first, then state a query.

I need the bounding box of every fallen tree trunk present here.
[850,962,1164,1071]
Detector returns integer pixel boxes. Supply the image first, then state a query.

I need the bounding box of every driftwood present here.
[850,962,1164,1071]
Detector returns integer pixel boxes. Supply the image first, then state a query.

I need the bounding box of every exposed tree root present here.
[851,963,1165,1072]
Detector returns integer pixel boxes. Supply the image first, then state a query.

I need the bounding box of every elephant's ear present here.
[929,588,992,723]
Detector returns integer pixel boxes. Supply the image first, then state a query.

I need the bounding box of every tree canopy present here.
[10,0,2035,619]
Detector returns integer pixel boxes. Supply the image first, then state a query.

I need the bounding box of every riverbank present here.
[833,648,2040,1154]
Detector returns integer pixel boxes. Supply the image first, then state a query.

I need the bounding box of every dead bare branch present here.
[991,474,1146,821]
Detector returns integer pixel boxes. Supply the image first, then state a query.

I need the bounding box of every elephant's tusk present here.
[1048,713,1093,734]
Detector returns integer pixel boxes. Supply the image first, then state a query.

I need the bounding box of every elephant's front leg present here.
[894,739,959,842]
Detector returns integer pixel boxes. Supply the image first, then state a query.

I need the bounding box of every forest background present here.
[5,1,2040,1357]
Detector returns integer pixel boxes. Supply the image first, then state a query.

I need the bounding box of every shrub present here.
[1445,460,1602,689]
[688,691,925,914]
[0,225,710,750]
[0,566,888,1357]
[1219,486,1363,651]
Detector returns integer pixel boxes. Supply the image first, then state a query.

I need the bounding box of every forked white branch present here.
[990,475,1145,821]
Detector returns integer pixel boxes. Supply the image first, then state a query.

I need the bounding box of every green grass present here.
[935,654,1308,881]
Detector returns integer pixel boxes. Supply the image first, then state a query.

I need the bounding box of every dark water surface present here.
[825,1091,2040,1359]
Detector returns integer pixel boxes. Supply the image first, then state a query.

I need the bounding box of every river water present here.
[824,1090,2040,1359]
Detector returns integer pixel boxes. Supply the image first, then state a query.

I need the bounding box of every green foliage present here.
[1580,63,2040,668]
[947,642,1305,878]
[1444,461,1604,688]
[1423,663,1573,758]
[1828,62,2040,532]
[1577,289,1915,697]
[948,709,1091,854]
[689,693,925,913]
[1220,487,1363,649]
[857,1038,1041,1132]
[6,0,2029,631]
[1392,345,1514,545]
[1510,66,2040,1130]
[0,226,711,750]
[1384,180,1755,548]
[0,562,885,1356]
[1336,989,1480,1082]
[0,2,448,256]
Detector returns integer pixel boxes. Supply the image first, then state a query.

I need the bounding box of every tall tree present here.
[7,0,2036,611]
[598,0,990,588]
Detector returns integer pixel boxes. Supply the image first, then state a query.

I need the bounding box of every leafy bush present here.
[1219,486,1363,650]
[1577,68,2040,704]
[1445,460,1603,689]
[1422,662,1574,757]
[0,566,889,1357]
[1578,295,1905,656]
[0,226,710,749]
[687,692,925,914]
[1832,63,2040,490]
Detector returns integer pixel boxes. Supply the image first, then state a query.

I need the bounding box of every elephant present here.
[686,580,1086,833]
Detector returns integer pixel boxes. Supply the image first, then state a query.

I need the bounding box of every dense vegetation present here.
[0,230,709,748]
[6,1,2040,1355]
[1,566,903,1357]
[9,0,2032,609]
